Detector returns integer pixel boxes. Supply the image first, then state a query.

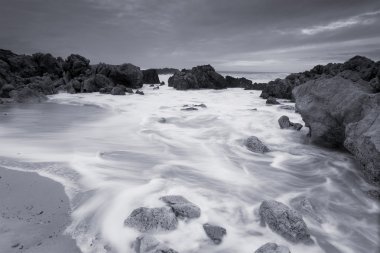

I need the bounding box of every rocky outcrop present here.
[254,243,290,253]
[168,65,227,90]
[259,200,312,244]
[124,207,178,233]
[63,54,90,80]
[142,69,160,84]
[245,136,270,153]
[225,76,252,88]
[160,195,201,219]
[94,63,144,89]
[278,116,303,131]
[293,76,380,185]
[245,82,267,90]
[261,56,379,99]
[202,223,226,244]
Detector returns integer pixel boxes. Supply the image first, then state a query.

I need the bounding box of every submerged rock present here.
[266,97,280,105]
[132,235,178,253]
[254,243,290,253]
[160,195,201,219]
[245,136,270,153]
[259,200,312,244]
[124,207,178,232]
[278,116,303,131]
[181,107,198,111]
[203,223,226,244]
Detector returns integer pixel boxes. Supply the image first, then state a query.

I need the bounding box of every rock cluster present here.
[278,116,303,131]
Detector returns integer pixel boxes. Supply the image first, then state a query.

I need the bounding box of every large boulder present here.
[259,200,312,244]
[254,243,290,253]
[63,54,90,79]
[143,69,160,84]
[94,63,143,88]
[293,76,380,185]
[225,75,252,88]
[168,65,227,90]
[160,195,201,219]
[124,207,178,232]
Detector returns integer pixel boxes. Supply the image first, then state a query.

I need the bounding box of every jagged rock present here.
[254,243,290,253]
[132,235,178,253]
[83,74,114,92]
[293,76,380,185]
[111,86,126,95]
[136,90,144,95]
[63,54,90,79]
[9,87,47,103]
[266,97,280,105]
[124,207,178,232]
[259,200,312,244]
[160,195,201,219]
[168,65,227,90]
[278,116,303,131]
[245,136,270,153]
[143,69,160,84]
[203,223,226,244]
[225,75,252,88]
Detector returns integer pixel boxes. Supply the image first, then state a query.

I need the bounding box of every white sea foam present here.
[0,74,378,253]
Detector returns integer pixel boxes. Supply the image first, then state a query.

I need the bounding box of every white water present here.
[0,74,379,253]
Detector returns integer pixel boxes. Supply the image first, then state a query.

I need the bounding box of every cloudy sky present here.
[0,0,379,72]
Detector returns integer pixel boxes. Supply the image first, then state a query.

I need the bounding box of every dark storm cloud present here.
[0,0,379,71]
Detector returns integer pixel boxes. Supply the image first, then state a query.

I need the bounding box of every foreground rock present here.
[124,207,178,232]
[132,235,178,253]
[203,223,226,244]
[245,136,270,153]
[293,76,380,185]
[278,116,303,131]
[168,65,227,90]
[259,200,312,244]
[254,243,290,253]
[143,69,160,84]
[160,195,201,219]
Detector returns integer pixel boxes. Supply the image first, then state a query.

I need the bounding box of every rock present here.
[9,87,47,103]
[99,87,113,94]
[126,88,134,94]
[245,136,270,153]
[202,223,226,244]
[278,116,303,131]
[168,65,227,90]
[259,200,312,244]
[293,76,380,185]
[0,84,15,98]
[83,74,114,92]
[160,81,165,86]
[181,107,198,111]
[225,75,252,88]
[132,235,178,253]
[194,103,207,108]
[124,207,178,232]
[153,86,159,90]
[254,243,290,253]
[136,90,144,95]
[279,105,295,110]
[158,118,167,123]
[160,195,201,219]
[111,86,126,95]
[266,97,280,105]
[245,82,267,90]
[94,63,144,88]
[290,197,323,223]
[143,69,160,84]
[32,53,62,77]
[63,54,90,79]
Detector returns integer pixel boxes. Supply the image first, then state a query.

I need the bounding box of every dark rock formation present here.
[142,69,160,84]
[9,87,47,103]
[254,243,290,253]
[278,116,303,131]
[136,90,144,95]
[111,86,126,95]
[132,235,178,253]
[94,63,143,89]
[160,195,201,219]
[83,74,113,93]
[124,207,178,232]
[259,200,312,244]
[293,76,380,185]
[168,65,227,90]
[225,75,252,88]
[63,54,90,80]
[202,223,226,245]
[266,97,280,105]
[245,82,267,90]
[261,56,379,99]
[245,136,270,153]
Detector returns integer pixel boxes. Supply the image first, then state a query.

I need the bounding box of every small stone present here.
[203,223,227,244]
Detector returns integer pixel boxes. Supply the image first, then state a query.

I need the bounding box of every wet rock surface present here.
[202,223,227,244]
[160,195,201,219]
[245,136,270,153]
[278,115,303,130]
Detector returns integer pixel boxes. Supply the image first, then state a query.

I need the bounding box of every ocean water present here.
[0,73,378,253]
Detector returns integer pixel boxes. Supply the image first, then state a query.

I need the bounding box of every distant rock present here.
[83,74,113,93]
[124,207,178,232]
[293,76,380,185]
[254,243,290,253]
[94,63,143,89]
[143,69,160,84]
[111,86,126,95]
[168,65,227,90]
[225,75,252,88]
[135,90,144,95]
[63,54,90,80]
[9,87,47,103]
[266,97,280,105]
[160,195,201,219]
[245,136,270,153]
[259,200,312,244]
[245,82,267,90]
[181,107,198,111]
[203,223,226,244]
[278,115,303,131]
[132,235,178,253]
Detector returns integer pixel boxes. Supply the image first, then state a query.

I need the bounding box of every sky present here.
[0,0,380,72]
